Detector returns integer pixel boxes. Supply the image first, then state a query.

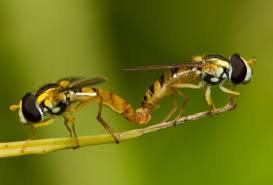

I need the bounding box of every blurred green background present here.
[1,0,273,185]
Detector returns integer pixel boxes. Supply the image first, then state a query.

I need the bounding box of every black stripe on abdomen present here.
[170,67,179,77]
[149,84,155,94]
[159,74,165,86]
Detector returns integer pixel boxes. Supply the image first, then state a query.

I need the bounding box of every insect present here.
[124,53,255,123]
[10,77,151,147]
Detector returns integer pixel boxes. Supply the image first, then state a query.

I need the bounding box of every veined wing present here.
[57,77,107,98]
[35,77,107,97]
[57,77,107,89]
[123,63,207,72]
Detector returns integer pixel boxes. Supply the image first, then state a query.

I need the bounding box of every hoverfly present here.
[10,77,149,147]
[124,54,255,123]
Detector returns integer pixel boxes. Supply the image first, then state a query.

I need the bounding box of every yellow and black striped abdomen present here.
[141,69,177,109]
[141,67,201,110]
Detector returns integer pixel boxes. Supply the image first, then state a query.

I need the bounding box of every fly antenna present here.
[247,57,256,64]
[10,104,20,111]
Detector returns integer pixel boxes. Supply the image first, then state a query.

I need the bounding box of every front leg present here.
[21,118,54,152]
[219,80,240,104]
[31,118,54,128]
[96,97,120,143]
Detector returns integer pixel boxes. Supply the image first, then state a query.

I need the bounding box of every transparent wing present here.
[123,63,207,72]
[35,77,107,97]
[57,77,107,89]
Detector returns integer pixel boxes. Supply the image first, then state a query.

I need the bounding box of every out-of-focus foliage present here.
[0,0,273,185]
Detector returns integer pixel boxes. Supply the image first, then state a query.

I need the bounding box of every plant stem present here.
[0,103,236,158]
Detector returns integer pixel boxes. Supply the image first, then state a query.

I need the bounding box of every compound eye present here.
[230,54,247,84]
[21,93,42,123]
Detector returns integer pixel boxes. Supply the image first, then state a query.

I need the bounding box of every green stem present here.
[0,103,236,158]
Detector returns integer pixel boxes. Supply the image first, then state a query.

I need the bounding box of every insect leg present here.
[173,89,189,123]
[21,118,54,152]
[219,81,240,104]
[170,82,204,122]
[64,120,73,137]
[205,86,216,112]
[31,118,54,128]
[161,94,178,122]
[171,81,205,89]
[71,122,78,148]
[63,112,79,149]
[69,98,94,112]
[96,97,120,143]
[219,81,240,96]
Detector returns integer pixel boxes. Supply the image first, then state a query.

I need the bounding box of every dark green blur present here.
[0,1,273,185]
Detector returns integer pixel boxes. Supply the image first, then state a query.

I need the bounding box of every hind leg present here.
[173,89,189,122]
[161,88,189,123]
[161,94,178,122]
[171,82,204,122]
[96,97,120,143]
